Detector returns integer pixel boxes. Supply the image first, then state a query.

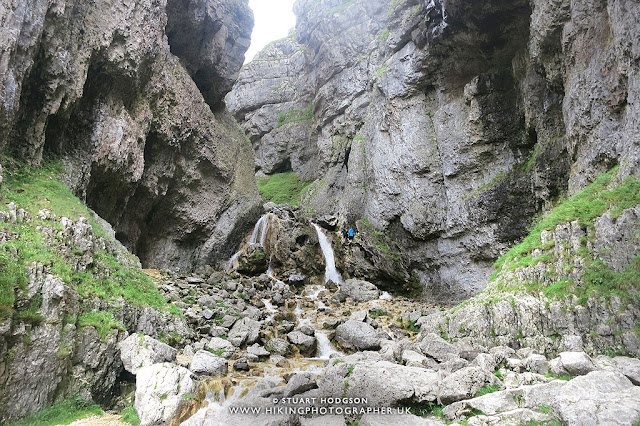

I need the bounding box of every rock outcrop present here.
[228,0,640,301]
[0,0,262,271]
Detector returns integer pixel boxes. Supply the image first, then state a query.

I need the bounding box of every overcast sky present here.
[245,0,297,63]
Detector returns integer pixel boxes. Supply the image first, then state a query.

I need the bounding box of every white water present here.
[314,332,343,359]
[262,298,278,321]
[379,291,393,300]
[249,214,269,245]
[312,223,342,284]
[227,214,270,269]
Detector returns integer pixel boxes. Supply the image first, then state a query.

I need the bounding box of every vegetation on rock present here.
[5,396,102,426]
[256,172,313,206]
[0,156,180,321]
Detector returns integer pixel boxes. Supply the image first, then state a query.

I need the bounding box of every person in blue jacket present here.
[348,228,355,241]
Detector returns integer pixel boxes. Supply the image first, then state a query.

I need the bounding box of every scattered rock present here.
[440,366,502,404]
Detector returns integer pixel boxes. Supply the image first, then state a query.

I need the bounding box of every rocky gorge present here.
[0,0,639,425]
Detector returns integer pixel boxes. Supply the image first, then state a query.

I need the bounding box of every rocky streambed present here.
[123,266,640,426]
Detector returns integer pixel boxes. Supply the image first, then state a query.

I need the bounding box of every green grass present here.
[121,405,140,425]
[256,172,313,206]
[492,166,639,279]
[6,396,103,426]
[276,102,313,128]
[487,166,640,303]
[474,384,501,397]
[77,311,125,340]
[369,308,389,319]
[328,0,356,15]
[398,401,444,417]
[0,156,179,320]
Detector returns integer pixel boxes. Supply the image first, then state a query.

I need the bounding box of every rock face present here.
[228,0,640,301]
[0,0,261,271]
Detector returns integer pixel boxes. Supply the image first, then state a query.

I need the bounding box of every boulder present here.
[206,337,236,358]
[553,371,640,425]
[266,338,291,356]
[228,317,261,347]
[317,361,439,406]
[523,354,549,375]
[287,331,317,357]
[335,279,380,302]
[119,334,177,374]
[419,333,459,362]
[335,320,381,351]
[558,351,595,376]
[440,366,502,404]
[189,350,228,376]
[135,363,195,425]
[247,343,271,358]
[283,372,318,398]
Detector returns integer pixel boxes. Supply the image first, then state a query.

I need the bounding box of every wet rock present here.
[558,352,595,376]
[233,358,250,371]
[287,272,308,286]
[135,363,195,425]
[266,338,291,356]
[335,320,381,351]
[247,343,270,358]
[316,215,338,231]
[189,350,228,376]
[287,331,317,357]
[119,334,177,374]
[335,279,380,302]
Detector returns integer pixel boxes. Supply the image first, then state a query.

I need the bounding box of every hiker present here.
[348,228,354,241]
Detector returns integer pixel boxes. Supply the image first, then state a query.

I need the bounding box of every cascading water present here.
[315,332,343,359]
[227,213,270,269]
[311,223,342,284]
[249,214,269,245]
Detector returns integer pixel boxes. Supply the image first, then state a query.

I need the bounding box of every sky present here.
[245,0,297,63]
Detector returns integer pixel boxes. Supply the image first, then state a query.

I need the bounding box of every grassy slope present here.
[486,165,640,304]
[0,157,178,331]
[256,171,313,206]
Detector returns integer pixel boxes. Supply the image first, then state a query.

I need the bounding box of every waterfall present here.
[311,223,342,284]
[249,214,269,245]
[226,213,269,269]
[315,332,343,359]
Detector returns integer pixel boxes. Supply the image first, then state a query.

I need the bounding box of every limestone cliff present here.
[228,0,640,301]
[0,0,262,270]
